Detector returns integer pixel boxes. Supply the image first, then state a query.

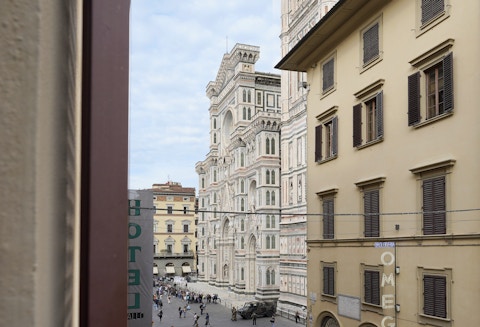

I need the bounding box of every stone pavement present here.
[152,281,303,327]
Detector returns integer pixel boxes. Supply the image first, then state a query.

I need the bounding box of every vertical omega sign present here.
[128,190,154,326]
[374,242,396,327]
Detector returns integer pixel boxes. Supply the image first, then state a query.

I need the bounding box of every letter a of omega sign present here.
[127,190,153,326]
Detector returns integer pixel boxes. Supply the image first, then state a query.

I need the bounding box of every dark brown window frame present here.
[81,1,130,326]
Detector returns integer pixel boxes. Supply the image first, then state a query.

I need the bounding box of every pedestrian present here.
[157,309,163,321]
[179,306,183,318]
[295,311,300,323]
[251,312,257,325]
[200,303,205,315]
[231,306,237,321]
[270,316,276,327]
[193,313,198,324]
[205,312,210,326]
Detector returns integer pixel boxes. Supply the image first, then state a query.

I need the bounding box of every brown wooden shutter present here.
[443,52,454,111]
[376,91,383,138]
[421,0,445,25]
[423,176,446,235]
[364,270,380,305]
[323,58,334,92]
[332,117,338,155]
[423,275,447,318]
[363,23,379,64]
[323,266,335,295]
[408,72,421,125]
[364,189,380,237]
[315,125,322,162]
[353,104,362,147]
[323,198,334,239]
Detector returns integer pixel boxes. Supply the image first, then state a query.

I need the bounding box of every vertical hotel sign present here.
[128,190,153,326]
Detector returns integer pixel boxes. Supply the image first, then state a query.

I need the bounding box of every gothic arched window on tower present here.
[266,191,271,205]
[248,90,252,103]
[266,170,270,184]
[266,137,270,154]
[271,170,275,184]
[243,107,247,120]
[271,138,275,154]
[243,89,247,102]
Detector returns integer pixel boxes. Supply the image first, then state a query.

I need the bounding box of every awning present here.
[182,266,192,273]
[153,267,159,274]
[165,266,175,274]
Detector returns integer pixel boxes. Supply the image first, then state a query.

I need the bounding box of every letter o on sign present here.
[380,251,395,266]
[129,222,141,239]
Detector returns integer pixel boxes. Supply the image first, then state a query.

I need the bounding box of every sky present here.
[128,0,282,191]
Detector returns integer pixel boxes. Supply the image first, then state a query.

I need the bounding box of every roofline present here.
[275,0,387,71]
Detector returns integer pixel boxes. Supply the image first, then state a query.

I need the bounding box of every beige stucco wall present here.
[0,1,81,326]
[300,0,480,326]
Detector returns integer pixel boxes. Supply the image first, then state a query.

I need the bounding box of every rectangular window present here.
[353,91,383,147]
[363,22,379,65]
[364,270,380,305]
[421,0,445,26]
[315,116,338,162]
[167,206,173,214]
[183,225,189,233]
[322,197,334,239]
[423,176,446,235]
[183,244,188,253]
[323,265,335,296]
[364,189,380,237]
[322,57,335,93]
[167,224,173,233]
[426,62,445,119]
[167,244,172,253]
[408,52,453,126]
[423,275,447,318]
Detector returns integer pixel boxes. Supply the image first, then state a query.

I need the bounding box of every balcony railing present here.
[154,251,194,258]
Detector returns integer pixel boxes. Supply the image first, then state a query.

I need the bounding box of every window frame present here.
[321,52,336,96]
[355,177,385,238]
[315,107,338,164]
[353,79,385,148]
[410,159,454,235]
[363,188,380,237]
[416,0,450,36]
[360,16,383,71]
[408,40,454,128]
[317,188,337,240]
[361,264,383,313]
[417,267,452,326]
[321,262,336,299]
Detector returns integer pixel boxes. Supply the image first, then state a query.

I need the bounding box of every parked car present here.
[237,300,276,319]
